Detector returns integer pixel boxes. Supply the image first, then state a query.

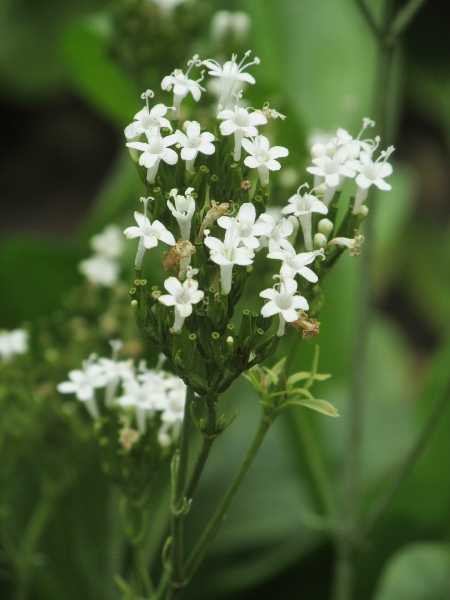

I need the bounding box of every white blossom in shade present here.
[217,91,267,160]
[349,145,395,214]
[268,247,324,283]
[210,11,251,45]
[217,202,263,249]
[90,224,125,259]
[167,187,196,240]
[326,230,365,257]
[161,55,205,119]
[281,184,328,251]
[124,197,176,269]
[158,272,204,332]
[79,255,120,287]
[204,223,254,294]
[126,128,180,183]
[0,329,28,361]
[177,121,215,171]
[150,0,189,18]
[98,341,134,407]
[260,277,309,337]
[118,376,156,434]
[307,146,356,205]
[57,356,107,418]
[202,51,260,110]
[154,376,186,446]
[242,135,289,186]
[253,214,294,252]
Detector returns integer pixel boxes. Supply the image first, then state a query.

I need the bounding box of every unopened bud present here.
[318,218,334,238]
[182,120,192,133]
[314,233,328,249]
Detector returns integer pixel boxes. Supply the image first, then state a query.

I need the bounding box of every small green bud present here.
[318,218,334,238]
[314,233,328,249]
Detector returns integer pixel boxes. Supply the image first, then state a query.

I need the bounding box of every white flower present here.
[167,187,196,240]
[203,50,260,110]
[161,55,205,119]
[57,356,107,418]
[90,224,124,259]
[217,91,267,160]
[79,255,120,287]
[281,184,328,251]
[204,222,254,294]
[268,247,324,283]
[260,277,309,337]
[126,128,180,183]
[0,329,28,361]
[217,202,263,249]
[334,118,376,160]
[119,375,156,433]
[349,145,394,214]
[158,274,204,332]
[177,121,215,171]
[242,135,288,185]
[252,214,294,252]
[124,197,176,269]
[307,146,356,205]
[125,102,172,141]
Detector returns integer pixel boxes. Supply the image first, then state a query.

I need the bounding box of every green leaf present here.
[287,372,332,386]
[373,543,450,600]
[62,16,140,125]
[0,236,81,326]
[114,575,137,600]
[286,397,339,418]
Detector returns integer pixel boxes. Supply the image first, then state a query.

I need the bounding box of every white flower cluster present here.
[122,51,395,341]
[0,328,28,361]
[57,342,186,447]
[307,118,394,213]
[79,224,125,287]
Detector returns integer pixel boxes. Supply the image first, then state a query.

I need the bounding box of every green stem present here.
[391,0,428,38]
[168,386,196,595]
[184,402,217,501]
[183,411,274,585]
[363,384,450,537]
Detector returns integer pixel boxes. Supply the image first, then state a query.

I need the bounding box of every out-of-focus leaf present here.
[373,543,450,600]
[0,237,81,326]
[63,17,140,125]
[244,0,380,132]
[409,64,450,141]
[287,397,339,417]
[0,0,104,99]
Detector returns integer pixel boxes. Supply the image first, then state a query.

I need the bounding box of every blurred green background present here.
[1,0,450,599]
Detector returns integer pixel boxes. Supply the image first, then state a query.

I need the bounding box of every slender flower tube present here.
[281,184,328,250]
[158,270,204,332]
[349,145,394,213]
[167,187,196,240]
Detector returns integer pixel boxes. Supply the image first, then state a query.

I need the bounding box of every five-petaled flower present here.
[242,135,288,186]
[158,271,204,332]
[161,55,205,119]
[260,277,309,337]
[177,121,216,171]
[281,185,328,251]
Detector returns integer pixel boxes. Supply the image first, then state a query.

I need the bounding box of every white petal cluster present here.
[161,55,205,119]
[167,187,196,240]
[177,121,215,171]
[281,185,328,251]
[58,347,187,446]
[0,328,28,361]
[127,129,180,184]
[79,224,124,287]
[260,277,309,337]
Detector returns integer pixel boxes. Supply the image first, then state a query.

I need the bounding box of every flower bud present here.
[314,233,328,249]
[318,218,334,238]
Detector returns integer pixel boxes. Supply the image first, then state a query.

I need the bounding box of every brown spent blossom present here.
[119,427,140,452]
[289,310,320,340]
[197,200,232,241]
[240,180,252,191]
[163,239,196,275]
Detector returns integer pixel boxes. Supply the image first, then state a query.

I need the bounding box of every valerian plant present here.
[57,49,394,599]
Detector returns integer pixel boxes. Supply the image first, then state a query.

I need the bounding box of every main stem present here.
[183,411,273,584]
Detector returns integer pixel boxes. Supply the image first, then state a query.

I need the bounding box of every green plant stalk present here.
[332,1,430,599]
[169,385,196,593]
[183,411,275,584]
[363,383,450,537]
